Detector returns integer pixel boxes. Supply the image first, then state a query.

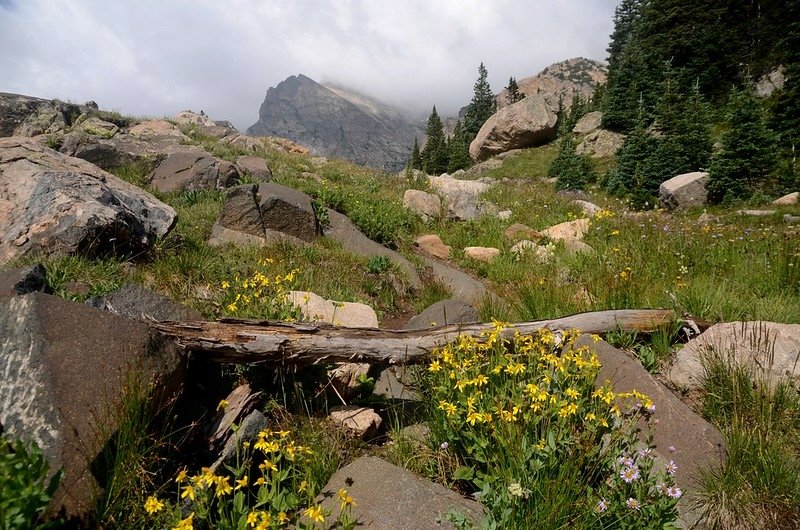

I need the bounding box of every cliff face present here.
[247,75,423,172]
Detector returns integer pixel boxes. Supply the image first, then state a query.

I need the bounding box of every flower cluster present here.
[219,259,302,321]
[424,324,680,528]
[144,427,356,529]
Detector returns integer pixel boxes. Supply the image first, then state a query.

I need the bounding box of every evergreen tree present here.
[465,63,495,139]
[549,108,595,190]
[708,86,777,203]
[506,77,521,103]
[447,120,472,173]
[772,3,800,189]
[421,106,449,175]
[410,137,422,171]
[604,103,656,197]
[606,0,645,66]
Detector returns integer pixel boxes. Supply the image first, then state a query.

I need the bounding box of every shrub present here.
[218,259,302,321]
[422,325,680,528]
[0,435,62,530]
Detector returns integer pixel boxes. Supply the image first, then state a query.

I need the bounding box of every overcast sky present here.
[1,0,617,130]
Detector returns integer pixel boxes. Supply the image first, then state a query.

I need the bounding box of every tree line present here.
[408,64,525,175]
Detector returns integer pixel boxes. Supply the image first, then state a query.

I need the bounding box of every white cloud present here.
[0,0,617,129]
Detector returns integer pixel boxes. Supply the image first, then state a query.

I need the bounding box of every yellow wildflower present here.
[299,479,308,492]
[175,468,187,483]
[235,475,248,490]
[181,485,195,501]
[173,512,194,530]
[217,399,229,411]
[304,505,325,523]
[144,495,164,515]
[428,360,441,372]
[215,476,233,497]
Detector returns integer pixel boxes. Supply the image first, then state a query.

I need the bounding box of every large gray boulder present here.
[469,93,558,161]
[259,182,319,242]
[427,175,495,221]
[0,293,184,520]
[667,321,800,391]
[659,172,709,210]
[403,189,441,221]
[316,456,483,529]
[148,151,240,192]
[0,137,177,266]
[234,155,272,182]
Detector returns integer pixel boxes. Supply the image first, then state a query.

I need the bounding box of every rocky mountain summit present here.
[247,74,423,172]
[496,57,607,110]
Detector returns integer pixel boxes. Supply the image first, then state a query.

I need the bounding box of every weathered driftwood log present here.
[154,309,676,365]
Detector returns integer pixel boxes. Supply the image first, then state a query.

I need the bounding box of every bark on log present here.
[154,309,677,365]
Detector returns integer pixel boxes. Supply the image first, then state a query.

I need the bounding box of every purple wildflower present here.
[666,460,678,476]
[626,498,641,510]
[620,466,641,483]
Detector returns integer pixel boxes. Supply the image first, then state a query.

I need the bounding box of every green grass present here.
[696,346,800,529]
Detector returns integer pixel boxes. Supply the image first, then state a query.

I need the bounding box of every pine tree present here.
[604,102,656,197]
[447,120,472,173]
[549,108,594,190]
[772,3,800,189]
[708,86,777,203]
[464,63,495,139]
[506,77,521,103]
[421,106,449,176]
[606,0,645,66]
[410,137,422,171]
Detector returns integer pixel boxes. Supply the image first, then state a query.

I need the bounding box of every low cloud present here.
[0,0,616,130]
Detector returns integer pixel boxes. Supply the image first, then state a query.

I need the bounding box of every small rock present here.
[572,199,602,216]
[78,117,119,138]
[0,264,52,298]
[316,456,482,528]
[504,223,542,242]
[575,129,625,158]
[464,246,500,263]
[562,239,594,255]
[211,410,268,473]
[415,234,451,259]
[403,190,441,221]
[541,218,590,242]
[235,156,272,182]
[85,283,202,322]
[738,209,776,217]
[328,363,372,399]
[659,172,709,210]
[772,191,799,205]
[496,209,512,220]
[310,156,328,166]
[374,365,419,401]
[697,212,717,224]
[128,119,185,139]
[288,291,379,328]
[572,111,603,134]
[329,407,382,439]
[405,299,479,329]
[784,214,800,224]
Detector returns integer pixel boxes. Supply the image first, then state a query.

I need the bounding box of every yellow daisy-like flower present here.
[235,475,248,490]
[217,399,229,411]
[277,511,290,525]
[299,479,308,492]
[181,485,195,501]
[304,505,326,523]
[172,512,194,530]
[214,476,233,497]
[259,460,277,472]
[144,495,164,515]
[428,360,441,372]
[175,468,187,483]
[246,511,260,527]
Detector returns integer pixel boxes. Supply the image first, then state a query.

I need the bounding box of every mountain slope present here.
[247,75,423,171]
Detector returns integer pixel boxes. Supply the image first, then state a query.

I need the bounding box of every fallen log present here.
[154,309,677,365]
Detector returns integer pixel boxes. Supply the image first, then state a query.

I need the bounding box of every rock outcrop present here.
[147,151,240,192]
[247,74,423,171]
[0,137,177,266]
[0,292,184,520]
[0,93,91,138]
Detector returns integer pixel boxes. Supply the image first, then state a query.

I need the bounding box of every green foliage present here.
[365,255,391,275]
[409,137,422,171]
[708,86,777,203]
[464,63,495,139]
[550,137,595,191]
[603,105,656,198]
[447,120,472,173]
[506,77,522,103]
[218,261,303,321]
[422,327,680,529]
[0,436,62,530]
[421,106,448,176]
